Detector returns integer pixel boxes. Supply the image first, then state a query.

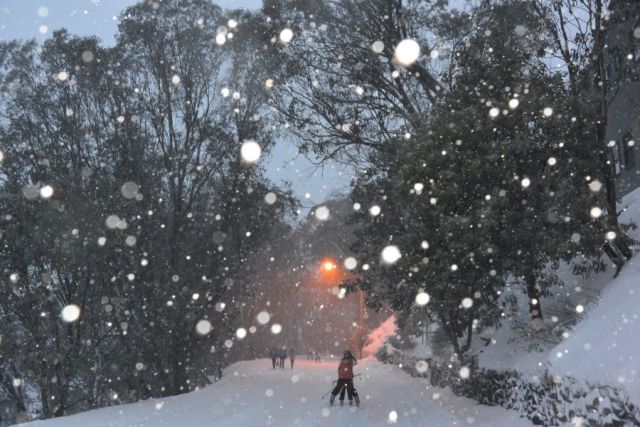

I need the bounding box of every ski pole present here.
[321,379,339,399]
[321,386,335,400]
[321,375,362,399]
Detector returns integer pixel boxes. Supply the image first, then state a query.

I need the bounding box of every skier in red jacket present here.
[329,350,360,407]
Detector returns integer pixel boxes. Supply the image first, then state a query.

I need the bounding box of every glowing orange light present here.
[323,261,336,271]
[318,257,342,288]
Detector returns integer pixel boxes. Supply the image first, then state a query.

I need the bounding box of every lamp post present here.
[319,257,367,357]
[355,287,366,358]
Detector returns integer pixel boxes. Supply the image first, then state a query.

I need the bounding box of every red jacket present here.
[338,358,357,379]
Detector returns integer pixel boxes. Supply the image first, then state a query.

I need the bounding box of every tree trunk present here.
[39,359,52,419]
[603,242,626,277]
[53,387,66,417]
[40,387,51,419]
[592,0,634,267]
[438,312,460,357]
[524,270,543,321]
[599,136,634,264]
[614,233,634,260]
[460,314,474,355]
[168,340,189,396]
[5,378,28,420]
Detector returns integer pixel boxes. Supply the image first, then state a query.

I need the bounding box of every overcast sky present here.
[0,0,352,211]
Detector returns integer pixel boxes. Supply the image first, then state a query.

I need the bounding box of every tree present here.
[115,0,293,396]
[447,0,602,324]
[0,0,296,419]
[531,0,637,274]
[262,0,447,164]
[346,0,613,361]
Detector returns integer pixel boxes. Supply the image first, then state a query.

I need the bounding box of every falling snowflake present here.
[240,140,261,163]
[343,257,358,270]
[279,28,293,43]
[314,205,330,221]
[40,185,54,199]
[61,304,81,323]
[196,320,212,335]
[394,39,420,66]
[415,292,430,306]
[381,245,401,265]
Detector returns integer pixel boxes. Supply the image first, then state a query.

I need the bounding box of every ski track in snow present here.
[18,358,532,427]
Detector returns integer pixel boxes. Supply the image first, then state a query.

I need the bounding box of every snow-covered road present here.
[19,358,532,427]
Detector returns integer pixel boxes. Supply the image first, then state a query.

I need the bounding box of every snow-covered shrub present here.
[378,345,640,426]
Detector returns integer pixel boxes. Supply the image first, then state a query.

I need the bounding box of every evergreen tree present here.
[347,0,610,361]
[0,0,296,419]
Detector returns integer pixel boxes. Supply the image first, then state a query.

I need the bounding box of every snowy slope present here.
[464,186,640,410]
[544,187,640,402]
[548,254,640,402]
[16,358,532,427]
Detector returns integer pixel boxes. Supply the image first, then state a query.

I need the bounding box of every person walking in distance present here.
[329,350,360,407]
[289,348,296,369]
[269,347,277,369]
[278,346,287,369]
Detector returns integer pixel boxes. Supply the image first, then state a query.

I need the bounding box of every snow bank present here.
[548,254,640,402]
[471,186,640,398]
[546,187,640,402]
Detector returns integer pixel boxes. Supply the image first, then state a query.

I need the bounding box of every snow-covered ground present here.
[16,358,532,427]
[545,188,640,403]
[548,254,640,402]
[469,187,640,401]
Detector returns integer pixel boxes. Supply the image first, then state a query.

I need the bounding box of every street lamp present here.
[319,257,367,358]
[322,260,336,271]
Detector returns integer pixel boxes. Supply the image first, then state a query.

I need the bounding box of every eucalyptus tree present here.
[260,0,449,165]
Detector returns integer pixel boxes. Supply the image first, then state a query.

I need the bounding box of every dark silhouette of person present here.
[329,350,360,407]
[278,347,287,369]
